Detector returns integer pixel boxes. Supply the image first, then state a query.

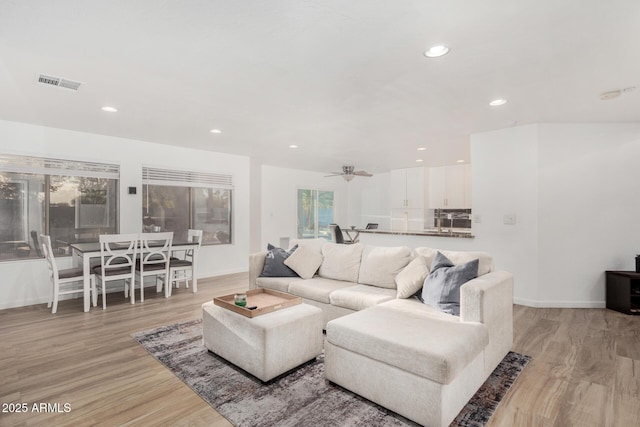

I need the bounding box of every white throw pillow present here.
[318,243,363,283]
[284,245,323,279]
[395,256,430,298]
[288,238,327,255]
[358,245,413,289]
[414,247,493,276]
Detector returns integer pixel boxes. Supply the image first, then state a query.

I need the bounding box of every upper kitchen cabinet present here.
[390,167,426,209]
[429,164,472,209]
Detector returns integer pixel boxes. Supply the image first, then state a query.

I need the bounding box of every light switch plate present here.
[473,214,482,224]
[503,214,516,225]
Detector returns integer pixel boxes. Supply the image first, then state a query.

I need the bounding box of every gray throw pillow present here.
[260,244,299,277]
[421,251,479,316]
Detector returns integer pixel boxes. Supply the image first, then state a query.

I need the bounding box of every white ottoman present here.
[202,301,323,382]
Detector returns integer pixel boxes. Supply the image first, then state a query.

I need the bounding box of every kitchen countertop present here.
[358,228,474,239]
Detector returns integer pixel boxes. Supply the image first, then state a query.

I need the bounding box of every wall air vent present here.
[37,74,82,91]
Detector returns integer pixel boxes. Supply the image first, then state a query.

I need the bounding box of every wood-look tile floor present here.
[1,274,639,426]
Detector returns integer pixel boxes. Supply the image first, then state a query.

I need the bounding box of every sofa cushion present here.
[288,237,327,255]
[326,298,489,384]
[414,247,493,276]
[284,245,323,279]
[260,244,298,277]
[318,243,363,283]
[329,285,396,311]
[255,276,304,293]
[357,245,412,289]
[422,251,479,316]
[395,256,430,298]
[287,277,354,304]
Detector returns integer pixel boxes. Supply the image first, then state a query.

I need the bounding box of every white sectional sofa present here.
[248,239,513,427]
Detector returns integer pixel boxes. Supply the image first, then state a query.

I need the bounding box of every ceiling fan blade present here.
[354,171,373,177]
[324,173,343,177]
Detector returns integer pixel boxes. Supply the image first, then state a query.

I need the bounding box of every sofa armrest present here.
[249,252,268,290]
[460,270,514,375]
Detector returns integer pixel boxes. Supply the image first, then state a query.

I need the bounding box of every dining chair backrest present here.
[40,234,58,279]
[139,232,174,268]
[329,224,345,244]
[31,231,44,257]
[185,229,203,260]
[98,233,138,277]
[42,234,92,313]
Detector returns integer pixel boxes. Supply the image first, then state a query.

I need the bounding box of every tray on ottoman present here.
[213,288,302,318]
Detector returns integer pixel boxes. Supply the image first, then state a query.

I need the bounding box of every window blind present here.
[0,154,119,179]
[142,166,233,189]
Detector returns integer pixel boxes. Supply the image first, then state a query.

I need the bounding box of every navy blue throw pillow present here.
[259,244,299,277]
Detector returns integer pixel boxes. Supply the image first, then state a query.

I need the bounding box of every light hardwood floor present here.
[1,274,639,427]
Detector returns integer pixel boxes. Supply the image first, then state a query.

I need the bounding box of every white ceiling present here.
[0,1,639,174]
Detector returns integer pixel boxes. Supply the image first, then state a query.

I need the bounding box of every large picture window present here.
[0,155,119,261]
[297,189,334,240]
[142,167,232,245]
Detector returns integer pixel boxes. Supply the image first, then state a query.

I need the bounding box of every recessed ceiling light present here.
[424,45,450,58]
[289,144,299,149]
[489,99,507,107]
[456,159,465,163]
[416,159,424,163]
[417,147,427,151]
[101,106,118,112]
[209,129,222,134]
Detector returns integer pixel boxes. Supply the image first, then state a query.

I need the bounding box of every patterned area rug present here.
[132,319,530,427]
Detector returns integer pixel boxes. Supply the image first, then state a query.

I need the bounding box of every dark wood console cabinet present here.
[606,271,640,315]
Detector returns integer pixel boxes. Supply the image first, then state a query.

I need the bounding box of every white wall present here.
[536,123,640,306]
[471,124,540,305]
[0,119,251,310]
[261,165,348,249]
[346,171,391,230]
[249,157,262,253]
[471,122,640,307]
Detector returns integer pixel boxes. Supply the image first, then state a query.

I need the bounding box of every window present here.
[49,176,118,245]
[0,155,119,261]
[142,167,232,245]
[297,189,334,240]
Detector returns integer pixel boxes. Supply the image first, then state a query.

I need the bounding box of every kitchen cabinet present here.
[390,167,426,231]
[390,167,425,209]
[429,164,471,209]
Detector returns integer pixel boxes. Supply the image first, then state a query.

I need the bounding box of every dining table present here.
[70,240,200,312]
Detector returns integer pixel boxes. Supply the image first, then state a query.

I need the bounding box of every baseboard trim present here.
[200,268,247,277]
[0,271,249,311]
[514,297,606,308]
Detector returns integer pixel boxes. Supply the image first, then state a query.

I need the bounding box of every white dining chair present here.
[41,234,96,314]
[168,229,202,295]
[137,232,173,300]
[93,233,138,309]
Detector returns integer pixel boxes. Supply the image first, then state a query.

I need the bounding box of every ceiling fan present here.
[325,165,373,182]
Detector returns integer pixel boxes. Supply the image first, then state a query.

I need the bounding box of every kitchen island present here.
[357,228,477,251]
[358,228,474,239]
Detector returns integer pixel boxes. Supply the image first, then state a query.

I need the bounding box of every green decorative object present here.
[234,293,247,307]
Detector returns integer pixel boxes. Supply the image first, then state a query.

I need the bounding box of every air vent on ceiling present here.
[37,74,82,91]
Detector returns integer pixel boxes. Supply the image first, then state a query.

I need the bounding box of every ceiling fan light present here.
[342,175,354,182]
